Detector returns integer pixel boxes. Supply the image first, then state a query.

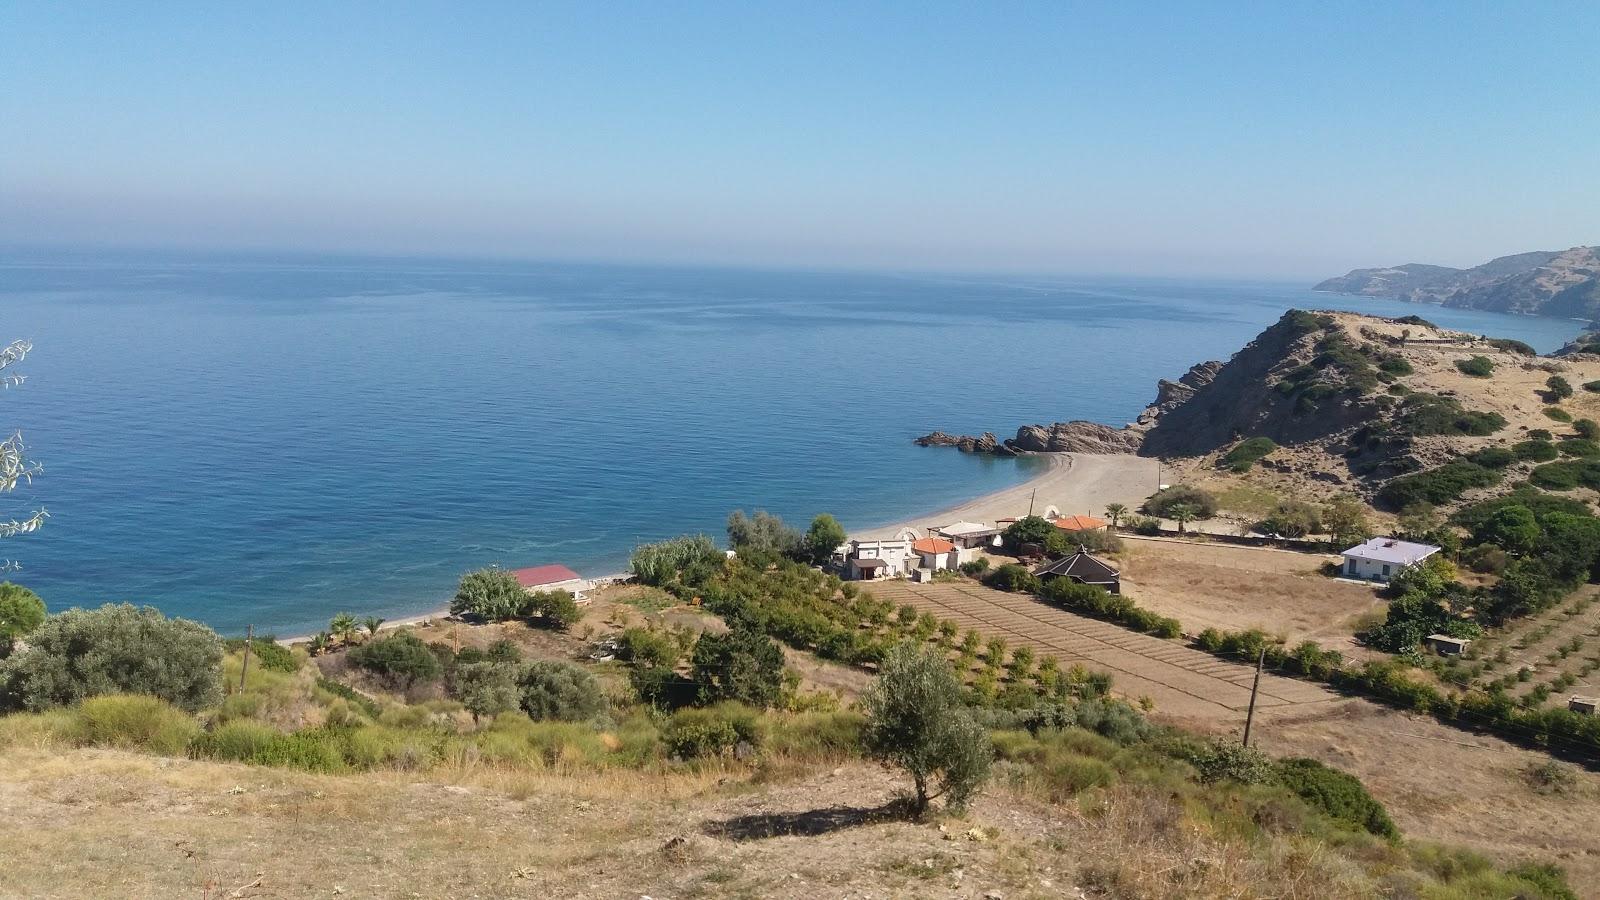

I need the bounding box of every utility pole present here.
[1027,488,1036,517]
[238,623,254,694]
[1242,645,1265,747]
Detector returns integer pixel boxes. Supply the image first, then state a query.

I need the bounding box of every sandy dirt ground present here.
[1116,537,1385,648]
[858,452,1159,539]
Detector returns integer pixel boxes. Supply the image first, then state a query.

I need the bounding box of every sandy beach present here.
[857,452,1160,538]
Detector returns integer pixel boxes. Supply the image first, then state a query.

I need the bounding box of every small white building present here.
[936,521,1002,550]
[1423,634,1471,656]
[846,539,915,580]
[511,564,592,604]
[911,537,961,573]
[1340,538,1440,583]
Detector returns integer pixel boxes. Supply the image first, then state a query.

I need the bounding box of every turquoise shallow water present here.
[0,251,1583,635]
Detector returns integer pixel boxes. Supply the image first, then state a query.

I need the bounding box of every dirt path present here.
[868,580,1338,721]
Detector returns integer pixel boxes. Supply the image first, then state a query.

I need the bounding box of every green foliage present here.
[315,676,382,718]
[1585,381,1600,394]
[1529,458,1600,491]
[802,514,848,565]
[630,534,724,588]
[1544,406,1573,423]
[1274,758,1398,839]
[1574,419,1600,440]
[958,558,989,576]
[518,659,607,721]
[726,509,802,559]
[1324,495,1374,546]
[1181,740,1274,784]
[1454,355,1494,377]
[348,631,443,687]
[1395,392,1506,437]
[1001,515,1066,555]
[64,694,200,755]
[1473,504,1541,554]
[224,636,299,673]
[1378,355,1414,375]
[191,721,350,772]
[1557,437,1600,457]
[1486,337,1536,356]
[523,589,582,630]
[662,702,763,759]
[452,661,520,722]
[1144,484,1218,518]
[1513,439,1559,462]
[1545,375,1574,401]
[1221,437,1278,472]
[0,603,223,712]
[0,582,45,647]
[450,568,526,621]
[1257,500,1322,538]
[986,563,1040,593]
[1465,446,1515,468]
[863,643,993,814]
[1038,579,1180,638]
[1376,460,1501,509]
[691,626,786,709]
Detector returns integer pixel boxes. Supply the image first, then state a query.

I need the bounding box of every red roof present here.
[510,564,583,588]
[1052,515,1108,532]
[912,537,956,554]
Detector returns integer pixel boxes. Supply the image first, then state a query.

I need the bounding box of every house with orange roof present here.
[911,536,960,575]
[1052,514,1109,533]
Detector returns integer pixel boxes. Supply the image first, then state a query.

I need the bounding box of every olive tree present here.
[803,514,848,565]
[0,582,46,650]
[691,626,785,708]
[518,659,607,721]
[0,603,223,712]
[0,339,45,572]
[453,661,520,723]
[863,642,992,816]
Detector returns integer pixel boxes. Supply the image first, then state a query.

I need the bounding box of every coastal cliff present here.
[1315,245,1600,318]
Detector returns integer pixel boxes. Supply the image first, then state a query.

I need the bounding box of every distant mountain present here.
[1315,246,1600,318]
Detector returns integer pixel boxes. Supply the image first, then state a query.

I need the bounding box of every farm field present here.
[1114,537,1384,647]
[866,580,1338,722]
[1438,586,1600,713]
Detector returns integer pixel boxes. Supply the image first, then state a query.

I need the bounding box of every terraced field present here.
[868,580,1338,723]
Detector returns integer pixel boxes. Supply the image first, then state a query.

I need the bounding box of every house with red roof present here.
[510,564,591,604]
[911,536,960,575]
[1052,514,1109,533]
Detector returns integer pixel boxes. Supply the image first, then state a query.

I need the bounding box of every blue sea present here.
[0,251,1584,636]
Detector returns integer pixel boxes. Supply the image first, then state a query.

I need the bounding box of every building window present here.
[1381,564,1391,578]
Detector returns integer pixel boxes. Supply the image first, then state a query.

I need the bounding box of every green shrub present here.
[1183,740,1274,784]
[315,676,382,719]
[1557,438,1600,457]
[348,631,442,687]
[1546,376,1574,401]
[987,564,1040,593]
[452,662,520,722]
[1466,446,1515,468]
[1574,419,1600,440]
[191,721,348,772]
[958,558,989,576]
[449,568,528,621]
[1145,484,1218,518]
[523,590,582,630]
[1274,757,1398,838]
[0,582,46,648]
[1585,381,1600,394]
[663,702,764,759]
[630,534,724,587]
[1376,460,1501,509]
[691,626,786,709]
[66,694,199,755]
[0,603,223,712]
[224,636,299,673]
[1487,337,1536,356]
[1513,440,1559,462]
[518,659,606,721]
[863,643,992,813]
[1396,393,1506,436]
[1378,356,1414,375]
[1528,459,1600,491]
[1544,406,1573,423]
[1455,356,1494,377]
[1221,437,1278,472]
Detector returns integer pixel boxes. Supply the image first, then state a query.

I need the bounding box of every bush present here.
[802,514,849,566]
[1144,484,1218,518]
[524,590,582,630]
[1183,740,1274,784]
[691,626,786,709]
[1221,437,1278,472]
[1376,460,1501,509]
[1514,440,1559,462]
[0,603,223,712]
[1546,375,1574,401]
[1544,407,1573,423]
[958,558,989,576]
[864,643,992,814]
[450,568,527,621]
[1463,544,1508,574]
[631,535,724,587]
[1529,459,1600,492]
[1487,337,1536,356]
[987,563,1039,593]
[1455,356,1495,377]
[726,509,802,557]
[1274,758,1398,838]
[1257,500,1323,538]
[66,694,200,755]
[0,582,46,648]
[1585,381,1600,394]
[518,659,607,721]
[452,662,520,722]
[1396,393,1506,436]
[224,636,299,673]
[348,632,443,687]
[662,702,763,759]
[191,721,348,772]
[1558,438,1600,457]
[1466,446,1515,469]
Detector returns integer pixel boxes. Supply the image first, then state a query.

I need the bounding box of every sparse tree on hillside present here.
[1167,502,1200,534]
[1324,496,1373,547]
[453,661,520,723]
[329,612,358,645]
[0,339,45,572]
[803,514,848,566]
[863,643,992,815]
[362,616,385,639]
[0,582,46,653]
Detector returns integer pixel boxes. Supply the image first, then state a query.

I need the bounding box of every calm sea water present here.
[0,251,1583,636]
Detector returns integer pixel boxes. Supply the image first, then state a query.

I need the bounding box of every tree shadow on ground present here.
[703,800,908,842]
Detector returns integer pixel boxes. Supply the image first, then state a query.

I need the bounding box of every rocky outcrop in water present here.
[915,421,1140,456]
[914,431,1001,453]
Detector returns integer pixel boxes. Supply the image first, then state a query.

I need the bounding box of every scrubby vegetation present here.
[1376,459,1502,509]
[1455,355,1495,377]
[1143,484,1217,519]
[1220,436,1277,472]
[1487,337,1537,356]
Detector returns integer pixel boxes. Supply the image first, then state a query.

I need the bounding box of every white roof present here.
[938,521,994,536]
[1342,537,1440,566]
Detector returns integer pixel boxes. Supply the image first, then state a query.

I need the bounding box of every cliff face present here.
[1315,246,1600,318]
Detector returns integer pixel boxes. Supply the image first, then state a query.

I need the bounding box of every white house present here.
[846,539,915,580]
[936,521,1002,550]
[911,537,961,574]
[511,564,592,604]
[1340,538,1440,583]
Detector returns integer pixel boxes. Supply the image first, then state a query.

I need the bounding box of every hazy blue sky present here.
[3,2,1597,277]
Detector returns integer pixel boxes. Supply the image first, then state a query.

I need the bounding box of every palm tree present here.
[309,631,332,656]
[1167,502,1199,534]
[1104,503,1127,529]
[362,616,385,640]
[329,612,358,646]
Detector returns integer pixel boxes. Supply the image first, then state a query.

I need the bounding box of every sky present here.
[2,2,1598,278]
